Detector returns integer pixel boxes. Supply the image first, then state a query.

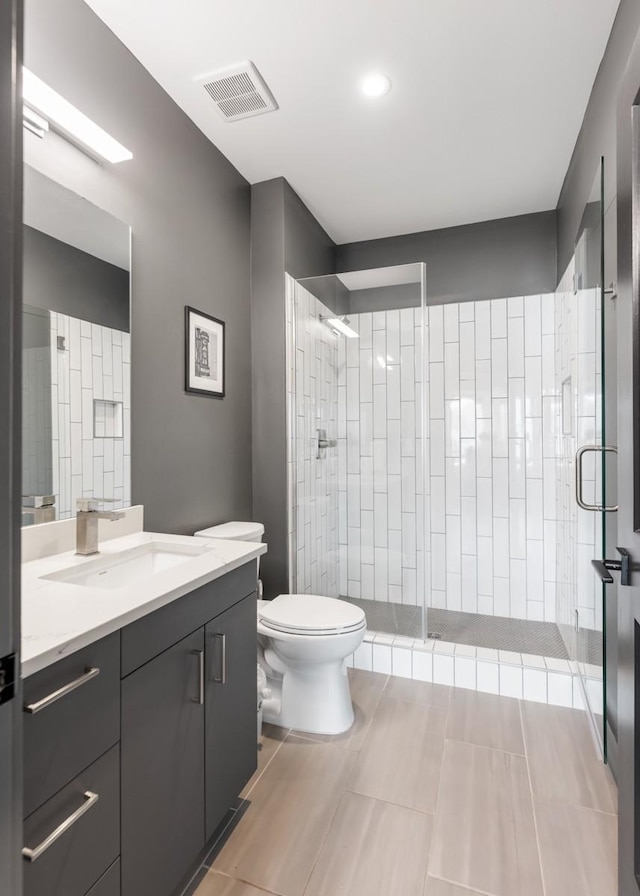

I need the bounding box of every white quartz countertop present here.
[22,531,266,678]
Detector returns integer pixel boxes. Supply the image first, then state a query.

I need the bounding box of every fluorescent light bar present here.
[324,316,359,339]
[23,105,49,139]
[22,68,132,164]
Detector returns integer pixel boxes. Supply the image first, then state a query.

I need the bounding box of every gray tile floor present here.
[188,670,617,896]
[343,596,574,659]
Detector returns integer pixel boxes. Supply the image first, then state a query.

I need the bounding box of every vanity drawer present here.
[23,633,120,816]
[121,562,256,677]
[23,745,120,896]
[86,859,120,896]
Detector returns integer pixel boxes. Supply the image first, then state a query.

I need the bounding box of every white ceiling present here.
[85,0,620,244]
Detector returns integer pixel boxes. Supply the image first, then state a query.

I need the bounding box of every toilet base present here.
[261,659,355,736]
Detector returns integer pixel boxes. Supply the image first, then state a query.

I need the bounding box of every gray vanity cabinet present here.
[120,628,205,896]
[205,594,257,840]
[22,561,258,896]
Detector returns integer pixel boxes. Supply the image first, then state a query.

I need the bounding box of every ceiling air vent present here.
[197,61,278,122]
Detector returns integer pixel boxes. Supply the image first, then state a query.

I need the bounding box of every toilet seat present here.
[259,594,366,636]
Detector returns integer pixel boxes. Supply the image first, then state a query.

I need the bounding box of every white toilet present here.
[258,594,366,735]
[194,521,366,736]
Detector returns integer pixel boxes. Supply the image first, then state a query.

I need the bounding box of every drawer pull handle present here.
[213,633,226,685]
[24,667,100,714]
[22,791,99,862]
[192,649,204,705]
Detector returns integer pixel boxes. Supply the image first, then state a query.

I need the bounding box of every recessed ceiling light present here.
[361,73,391,98]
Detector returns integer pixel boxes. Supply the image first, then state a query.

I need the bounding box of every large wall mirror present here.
[22,166,131,526]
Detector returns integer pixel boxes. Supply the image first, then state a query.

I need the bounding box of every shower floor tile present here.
[341,597,572,660]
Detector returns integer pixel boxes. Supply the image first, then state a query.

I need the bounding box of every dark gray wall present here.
[348,283,421,314]
[24,226,129,332]
[251,178,335,598]
[0,1,23,892]
[251,179,286,599]
[336,211,557,303]
[556,0,640,279]
[25,0,252,535]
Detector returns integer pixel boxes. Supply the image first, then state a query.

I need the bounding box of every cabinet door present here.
[121,629,205,896]
[205,596,257,840]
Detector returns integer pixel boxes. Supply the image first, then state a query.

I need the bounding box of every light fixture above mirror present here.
[320,315,359,339]
[22,68,133,164]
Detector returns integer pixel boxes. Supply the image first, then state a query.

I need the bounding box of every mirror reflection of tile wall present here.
[23,305,53,498]
[22,166,131,525]
[51,311,131,519]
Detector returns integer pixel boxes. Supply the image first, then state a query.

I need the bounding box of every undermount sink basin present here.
[42,541,213,590]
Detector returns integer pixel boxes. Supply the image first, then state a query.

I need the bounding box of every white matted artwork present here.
[185,306,225,398]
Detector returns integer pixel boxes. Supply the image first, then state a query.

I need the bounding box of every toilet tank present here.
[194,521,265,543]
[195,522,265,597]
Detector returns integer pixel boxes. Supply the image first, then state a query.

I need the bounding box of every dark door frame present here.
[615,22,640,895]
[0,0,23,894]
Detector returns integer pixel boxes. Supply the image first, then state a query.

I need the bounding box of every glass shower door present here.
[287,264,428,641]
[571,159,609,752]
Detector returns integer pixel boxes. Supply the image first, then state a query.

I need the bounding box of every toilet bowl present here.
[193,521,366,736]
[258,594,366,735]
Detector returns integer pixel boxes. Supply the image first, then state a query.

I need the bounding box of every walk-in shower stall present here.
[286,164,612,755]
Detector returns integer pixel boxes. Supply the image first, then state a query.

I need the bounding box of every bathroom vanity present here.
[21,530,266,896]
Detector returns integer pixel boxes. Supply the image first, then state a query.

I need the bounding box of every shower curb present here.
[346,630,602,711]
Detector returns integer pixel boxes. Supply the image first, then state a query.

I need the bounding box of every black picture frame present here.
[184,306,225,398]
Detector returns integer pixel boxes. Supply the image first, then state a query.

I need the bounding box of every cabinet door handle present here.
[22,791,99,862]
[23,667,100,714]
[192,649,204,705]
[213,634,226,685]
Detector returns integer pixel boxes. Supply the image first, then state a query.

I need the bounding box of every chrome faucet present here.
[76,498,125,555]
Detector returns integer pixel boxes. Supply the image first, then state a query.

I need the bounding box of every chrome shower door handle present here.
[575,445,618,512]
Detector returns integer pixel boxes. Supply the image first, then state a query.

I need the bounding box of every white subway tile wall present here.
[50,312,130,519]
[287,282,600,650]
[334,296,558,622]
[336,305,426,607]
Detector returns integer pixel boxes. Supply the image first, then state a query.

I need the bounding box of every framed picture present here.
[185,306,225,398]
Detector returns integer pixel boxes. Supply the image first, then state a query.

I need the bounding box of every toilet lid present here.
[194,521,264,541]
[259,595,366,635]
